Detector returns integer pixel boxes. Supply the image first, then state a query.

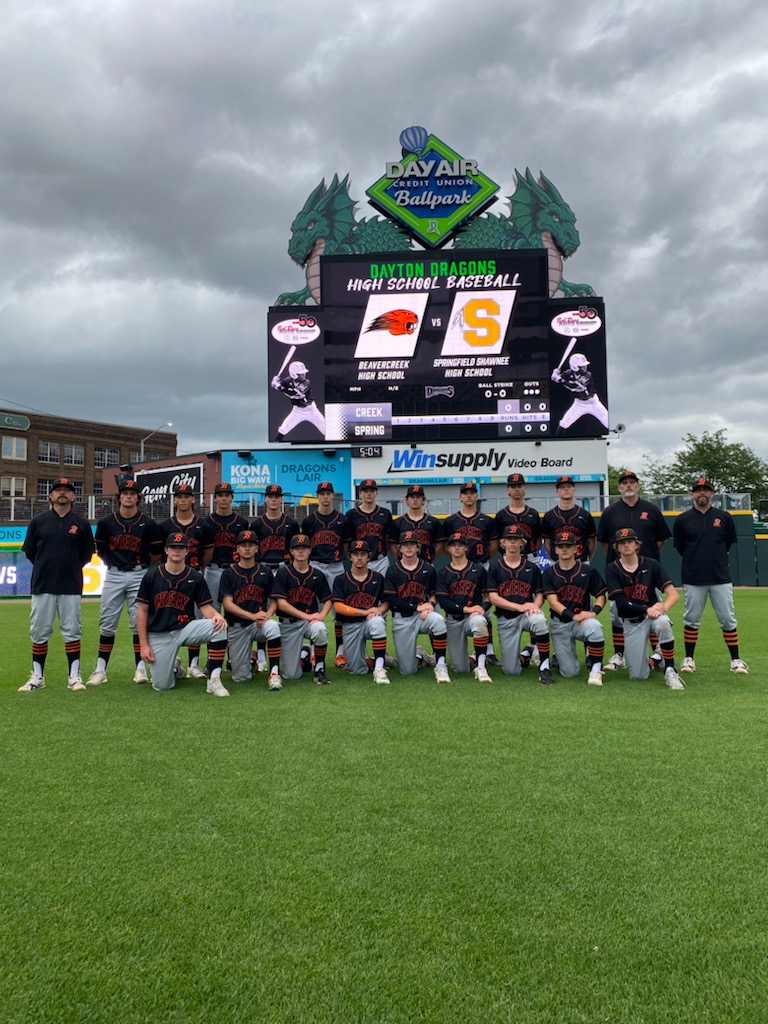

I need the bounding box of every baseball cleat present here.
[730,659,749,674]
[648,655,664,673]
[474,665,492,684]
[86,670,108,687]
[206,677,230,697]
[604,654,625,671]
[373,667,390,685]
[539,667,555,685]
[416,647,436,668]
[186,665,207,679]
[268,670,283,691]
[680,657,696,673]
[257,657,268,673]
[68,674,87,692]
[174,658,186,680]
[587,668,604,687]
[384,654,398,669]
[519,644,535,669]
[18,674,45,692]
[133,666,149,684]
[315,668,330,685]
[434,664,451,684]
[530,645,541,667]
[665,667,685,690]
[335,653,347,668]
[486,653,501,667]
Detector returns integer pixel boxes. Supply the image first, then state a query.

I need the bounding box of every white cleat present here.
[206,677,230,697]
[133,666,149,684]
[268,669,283,691]
[86,670,108,687]
[373,667,390,685]
[587,668,604,687]
[730,659,749,674]
[530,645,541,668]
[665,667,685,690]
[680,657,696,673]
[257,657,268,674]
[186,665,207,679]
[174,658,186,680]
[434,663,451,684]
[417,647,436,668]
[474,665,492,684]
[18,674,45,692]
[68,674,87,692]
[604,653,625,671]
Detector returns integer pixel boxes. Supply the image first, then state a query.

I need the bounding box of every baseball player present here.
[486,525,553,683]
[19,477,95,692]
[436,532,492,683]
[391,485,443,562]
[551,351,609,434]
[272,534,332,683]
[493,473,542,562]
[271,359,326,440]
[604,528,684,689]
[384,530,449,682]
[85,478,164,687]
[219,530,283,691]
[158,482,208,678]
[304,481,347,667]
[541,476,597,562]
[541,528,607,685]
[598,470,672,671]
[250,483,300,573]
[672,477,748,675]
[201,482,249,610]
[136,533,229,695]
[332,540,391,683]
[344,479,393,575]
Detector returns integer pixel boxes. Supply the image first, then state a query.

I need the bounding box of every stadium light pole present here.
[140,421,173,461]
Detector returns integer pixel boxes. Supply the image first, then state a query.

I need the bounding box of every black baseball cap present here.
[316,481,334,493]
[553,529,577,546]
[214,482,234,494]
[406,485,426,497]
[460,481,478,493]
[349,540,371,554]
[118,478,140,494]
[265,484,283,496]
[446,531,468,545]
[398,530,420,545]
[166,533,189,548]
[235,530,258,545]
[502,524,526,540]
[290,533,311,548]
[173,483,195,496]
[555,475,575,488]
[692,477,714,492]
[359,479,378,490]
[618,470,639,484]
[507,473,526,486]
[50,477,76,493]
[614,528,639,544]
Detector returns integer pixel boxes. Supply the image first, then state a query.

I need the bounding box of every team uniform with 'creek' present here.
[158,515,206,569]
[486,558,550,675]
[435,561,489,673]
[304,507,346,588]
[94,509,163,644]
[541,561,606,677]
[384,559,447,674]
[219,561,281,682]
[604,556,675,680]
[541,506,596,562]
[392,513,442,562]
[493,506,541,560]
[344,505,393,574]
[250,513,299,572]
[332,569,388,675]
[202,510,250,608]
[272,562,331,679]
[441,510,495,565]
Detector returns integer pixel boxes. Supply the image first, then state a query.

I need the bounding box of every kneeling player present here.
[332,540,391,683]
[384,531,449,682]
[486,525,553,683]
[436,531,492,683]
[604,528,684,689]
[541,529,606,685]
[219,530,283,691]
[137,533,229,695]
[273,534,332,684]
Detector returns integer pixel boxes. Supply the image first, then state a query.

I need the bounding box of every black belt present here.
[114,565,146,572]
[213,562,232,568]
[622,616,646,625]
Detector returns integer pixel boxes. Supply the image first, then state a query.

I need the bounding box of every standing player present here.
[604,528,684,689]
[551,351,609,434]
[158,482,208,678]
[19,478,95,692]
[384,530,450,682]
[201,482,249,610]
[542,528,607,685]
[493,473,542,563]
[219,530,283,691]
[541,476,597,562]
[85,478,163,687]
[332,540,391,684]
[486,525,553,683]
[272,534,332,684]
[436,532,492,683]
[344,479,393,575]
[136,534,229,695]
[673,478,748,675]
[271,359,326,441]
[598,470,672,671]
[304,481,347,667]
[391,485,443,562]
[250,484,299,573]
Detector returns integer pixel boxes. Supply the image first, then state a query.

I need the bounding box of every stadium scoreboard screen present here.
[267,250,608,444]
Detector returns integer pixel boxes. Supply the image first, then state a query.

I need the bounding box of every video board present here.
[267,250,608,444]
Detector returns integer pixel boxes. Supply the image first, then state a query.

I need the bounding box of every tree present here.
[643,430,768,503]
[607,464,645,495]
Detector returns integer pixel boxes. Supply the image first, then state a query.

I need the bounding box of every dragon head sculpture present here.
[509,168,581,259]
[286,174,358,266]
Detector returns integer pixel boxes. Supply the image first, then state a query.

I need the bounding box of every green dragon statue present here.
[275,167,594,304]
[275,174,411,305]
[454,168,595,297]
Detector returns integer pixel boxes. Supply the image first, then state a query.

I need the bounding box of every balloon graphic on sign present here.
[400,125,428,157]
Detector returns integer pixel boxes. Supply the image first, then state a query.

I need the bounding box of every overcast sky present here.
[2,0,767,473]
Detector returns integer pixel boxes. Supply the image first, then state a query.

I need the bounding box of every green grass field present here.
[2,593,767,1024]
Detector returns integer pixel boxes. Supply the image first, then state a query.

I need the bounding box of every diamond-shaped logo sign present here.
[366,129,499,248]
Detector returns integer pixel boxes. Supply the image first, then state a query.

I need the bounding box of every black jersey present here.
[95,511,163,569]
[274,375,314,408]
[249,513,300,567]
[442,511,495,563]
[23,509,95,595]
[486,557,543,618]
[344,505,393,559]
[436,562,487,620]
[218,562,274,625]
[137,564,212,632]
[384,559,437,616]
[673,506,737,585]
[542,561,606,620]
[202,512,250,567]
[493,505,541,553]
[332,569,386,624]
[392,513,442,561]
[158,515,206,569]
[303,509,345,564]
[605,557,671,620]
[541,505,596,561]
[597,499,671,564]
[272,563,331,618]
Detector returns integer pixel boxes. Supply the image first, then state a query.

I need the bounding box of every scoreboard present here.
[267,250,608,444]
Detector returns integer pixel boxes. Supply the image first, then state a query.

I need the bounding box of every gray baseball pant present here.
[391,611,446,675]
[496,612,549,676]
[149,620,228,691]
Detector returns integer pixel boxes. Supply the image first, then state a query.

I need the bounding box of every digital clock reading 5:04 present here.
[352,445,383,459]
